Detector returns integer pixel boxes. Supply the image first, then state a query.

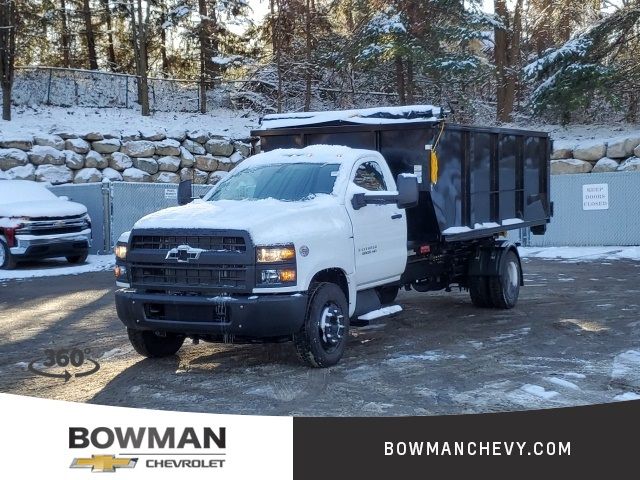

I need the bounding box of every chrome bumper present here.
[10,229,92,255]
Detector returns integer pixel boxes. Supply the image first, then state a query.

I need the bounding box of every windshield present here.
[208,163,341,202]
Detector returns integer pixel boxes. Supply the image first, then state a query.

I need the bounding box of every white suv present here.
[0,180,92,269]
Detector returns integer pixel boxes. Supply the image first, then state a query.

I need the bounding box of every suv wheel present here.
[294,282,349,368]
[127,328,185,358]
[0,240,17,270]
[66,252,89,264]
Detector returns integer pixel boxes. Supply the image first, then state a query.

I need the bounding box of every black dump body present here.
[251,107,551,244]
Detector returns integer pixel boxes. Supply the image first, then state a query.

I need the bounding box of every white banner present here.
[0,393,292,479]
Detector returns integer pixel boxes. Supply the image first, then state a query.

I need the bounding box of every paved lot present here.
[1,257,639,416]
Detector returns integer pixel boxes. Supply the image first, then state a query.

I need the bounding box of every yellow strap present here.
[430,121,446,186]
[430,149,439,185]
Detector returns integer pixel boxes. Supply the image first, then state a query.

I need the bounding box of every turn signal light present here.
[278,269,296,282]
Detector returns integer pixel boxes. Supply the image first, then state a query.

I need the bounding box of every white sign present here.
[164,188,178,200]
[582,183,609,210]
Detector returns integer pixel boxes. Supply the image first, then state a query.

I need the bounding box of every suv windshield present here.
[208,162,341,202]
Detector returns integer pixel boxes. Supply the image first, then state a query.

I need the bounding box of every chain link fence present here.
[45,172,640,255]
[8,67,233,112]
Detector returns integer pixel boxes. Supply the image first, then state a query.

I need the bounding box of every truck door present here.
[346,158,408,288]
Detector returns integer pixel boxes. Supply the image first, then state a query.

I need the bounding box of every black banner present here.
[294,401,640,478]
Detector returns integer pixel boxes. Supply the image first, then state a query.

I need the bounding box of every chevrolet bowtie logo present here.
[70,455,137,472]
[165,245,205,263]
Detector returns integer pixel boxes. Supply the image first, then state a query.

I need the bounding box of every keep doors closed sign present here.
[582,183,609,210]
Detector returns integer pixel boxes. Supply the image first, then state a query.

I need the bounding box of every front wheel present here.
[293,282,349,368]
[488,250,521,309]
[0,240,17,270]
[127,328,185,358]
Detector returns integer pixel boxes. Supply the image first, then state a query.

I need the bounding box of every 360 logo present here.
[28,347,100,382]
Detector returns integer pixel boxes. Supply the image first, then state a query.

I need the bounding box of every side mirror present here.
[58,195,70,201]
[178,180,193,205]
[396,174,419,209]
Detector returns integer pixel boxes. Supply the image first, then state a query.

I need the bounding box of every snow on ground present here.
[0,106,258,140]
[613,392,640,401]
[519,246,640,261]
[520,384,560,400]
[0,254,114,281]
[504,122,640,147]
[358,305,403,321]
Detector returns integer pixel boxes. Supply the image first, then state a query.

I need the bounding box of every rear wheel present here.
[0,240,17,270]
[469,276,492,307]
[488,250,521,309]
[66,252,89,264]
[294,282,349,368]
[127,328,185,358]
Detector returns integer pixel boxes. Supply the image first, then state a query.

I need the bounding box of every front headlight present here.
[115,244,127,260]
[256,245,296,263]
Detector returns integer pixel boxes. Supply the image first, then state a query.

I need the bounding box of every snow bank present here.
[0,254,114,281]
[1,106,257,140]
[519,246,640,262]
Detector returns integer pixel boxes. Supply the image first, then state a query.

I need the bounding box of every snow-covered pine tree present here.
[524,5,640,123]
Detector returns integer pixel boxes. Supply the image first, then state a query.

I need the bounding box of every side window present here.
[353,161,387,191]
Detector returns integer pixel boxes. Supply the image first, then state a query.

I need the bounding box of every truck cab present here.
[115,145,419,367]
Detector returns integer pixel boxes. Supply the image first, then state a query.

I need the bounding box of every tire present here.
[293,282,349,368]
[66,252,89,264]
[488,250,521,309]
[127,328,185,358]
[376,285,400,305]
[469,276,492,307]
[0,240,17,270]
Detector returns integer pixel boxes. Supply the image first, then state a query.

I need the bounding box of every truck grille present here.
[126,229,254,294]
[131,234,246,252]
[16,214,89,236]
[131,263,247,290]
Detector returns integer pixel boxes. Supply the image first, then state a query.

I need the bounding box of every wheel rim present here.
[318,302,345,353]
[0,244,5,266]
[505,260,519,297]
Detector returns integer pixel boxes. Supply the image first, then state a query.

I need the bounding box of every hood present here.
[0,199,87,219]
[133,196,347,245]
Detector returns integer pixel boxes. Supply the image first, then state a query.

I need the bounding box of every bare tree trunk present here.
[533,0,553,55]
[160,5,169,76]
[395,56,406,105]
[82,0,98,69]
[275,0,283,113]
[406,59,414,104]
[0,0,16,121]
[495,0,511,122]
[130,0,149,116]
[303,0,312,111]
[60,0,71,68]
[198,0,207,113]
[138,0,149,116]
[102,0,117,71]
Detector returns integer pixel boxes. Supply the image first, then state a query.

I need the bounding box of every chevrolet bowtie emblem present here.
[165,244,205,262]
[70,455,138,472]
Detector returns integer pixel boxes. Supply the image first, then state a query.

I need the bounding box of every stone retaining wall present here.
[551,134,640,174]
[0,128,252,185]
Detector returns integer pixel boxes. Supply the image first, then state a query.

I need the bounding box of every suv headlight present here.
[115,244,127,260]
[256,245,296,263]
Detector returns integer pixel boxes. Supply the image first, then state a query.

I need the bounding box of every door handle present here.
[391,213,403,220]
